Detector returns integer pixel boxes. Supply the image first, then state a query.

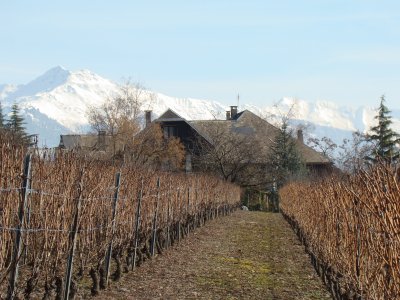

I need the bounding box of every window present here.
[163,126,177,138]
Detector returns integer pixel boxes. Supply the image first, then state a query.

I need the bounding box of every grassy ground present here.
[91,211,331,299]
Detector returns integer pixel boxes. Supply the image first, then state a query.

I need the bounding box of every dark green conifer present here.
[366,95,400,163]
[268,121,305,189]
[6,103,28,144]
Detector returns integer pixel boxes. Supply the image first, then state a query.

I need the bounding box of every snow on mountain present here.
[1,66,120,146]
[241,97,400,147]
[147,94,227,121]
[1,66,399,148]
[17,66,118,131]
[8,66,72,99]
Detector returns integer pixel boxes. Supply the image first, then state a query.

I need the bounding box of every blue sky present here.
[1,0,400,109]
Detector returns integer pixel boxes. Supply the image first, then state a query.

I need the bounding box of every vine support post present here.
[63,169,84,300]
[132,179,143,270]
[105,172,121,286]
[7,154,32,300]
[187,187,190,234]
[177,188,181,243]
[150,178,160,257]
[166,183,171,249]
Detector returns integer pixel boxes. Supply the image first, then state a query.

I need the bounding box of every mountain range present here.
[1,66,399,148]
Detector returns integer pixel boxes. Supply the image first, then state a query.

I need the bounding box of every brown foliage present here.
[0,142,240,298]
[127,123,185,170]
[86,81,154,159]
[280,163,400,299]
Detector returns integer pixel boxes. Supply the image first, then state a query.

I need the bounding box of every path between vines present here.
[92,211,331,300]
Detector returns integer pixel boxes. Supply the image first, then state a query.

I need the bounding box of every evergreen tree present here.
[268,121,305,189]
[366,95,400,163]
[6,103,28,144]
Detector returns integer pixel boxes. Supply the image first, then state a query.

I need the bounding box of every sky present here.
[1,0,400,109]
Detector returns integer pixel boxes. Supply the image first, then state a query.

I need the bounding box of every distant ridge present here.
[1,67,399,147]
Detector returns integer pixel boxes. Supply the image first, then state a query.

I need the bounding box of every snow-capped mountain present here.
[1,66,399,148]
[244,98,400,147]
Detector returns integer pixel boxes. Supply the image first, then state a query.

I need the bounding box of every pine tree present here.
[6,103,28,144]
[366,95,400,163]
[268,121,305,189]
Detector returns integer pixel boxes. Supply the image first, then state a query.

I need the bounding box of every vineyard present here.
[280,164,400,299]
[0,142,241,299]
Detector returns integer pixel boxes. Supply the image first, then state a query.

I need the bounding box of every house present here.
[153,106,332,181]
[58,111,155,153]
[58,112,183,168]
[58,131,117,154]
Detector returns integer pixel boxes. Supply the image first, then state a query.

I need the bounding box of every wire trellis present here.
[0,144,241,300]
[280,163,400,299]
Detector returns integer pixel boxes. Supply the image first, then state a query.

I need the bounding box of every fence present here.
[280,163,400,299]
[0,143,241,299]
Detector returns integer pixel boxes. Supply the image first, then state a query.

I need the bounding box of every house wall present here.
[158,121,205,154]
[306,163,333,177]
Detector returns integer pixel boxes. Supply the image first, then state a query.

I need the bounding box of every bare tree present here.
[192,123,267,187]
[87,81,155,157]
[336,131,374,173]
[261,98,300,127]
[193,100,305,188]
[87,81,154,133]
[307,136,337,161]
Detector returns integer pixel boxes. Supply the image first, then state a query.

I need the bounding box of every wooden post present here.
[355,200,361,293]
[177,188,181,243]
[187,187,190,234]
[224,193,228,216]
[63,170,84,300]
[150,178,160,257]
[166,183,171,249]
[105,172,121,286]
[132,179,143,270]
[194,181,198,226]
[7,154,32,300]
[23,170,32,265]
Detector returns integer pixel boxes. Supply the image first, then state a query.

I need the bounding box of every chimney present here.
[230,106,238,119]
[145,110,152,127]
[226,111,231,120]
[297,129,304,144]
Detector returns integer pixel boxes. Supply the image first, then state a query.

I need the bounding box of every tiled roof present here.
[188,110,330,165]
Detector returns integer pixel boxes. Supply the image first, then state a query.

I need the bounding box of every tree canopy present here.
[87,81,155,157]
[191,122,266,188]
[267,121,305,189]
[2,103,29,145]
[366,95,400,163]
[129,123,185,171]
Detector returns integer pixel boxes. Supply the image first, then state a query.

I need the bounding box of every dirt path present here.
[93,211,331,300]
